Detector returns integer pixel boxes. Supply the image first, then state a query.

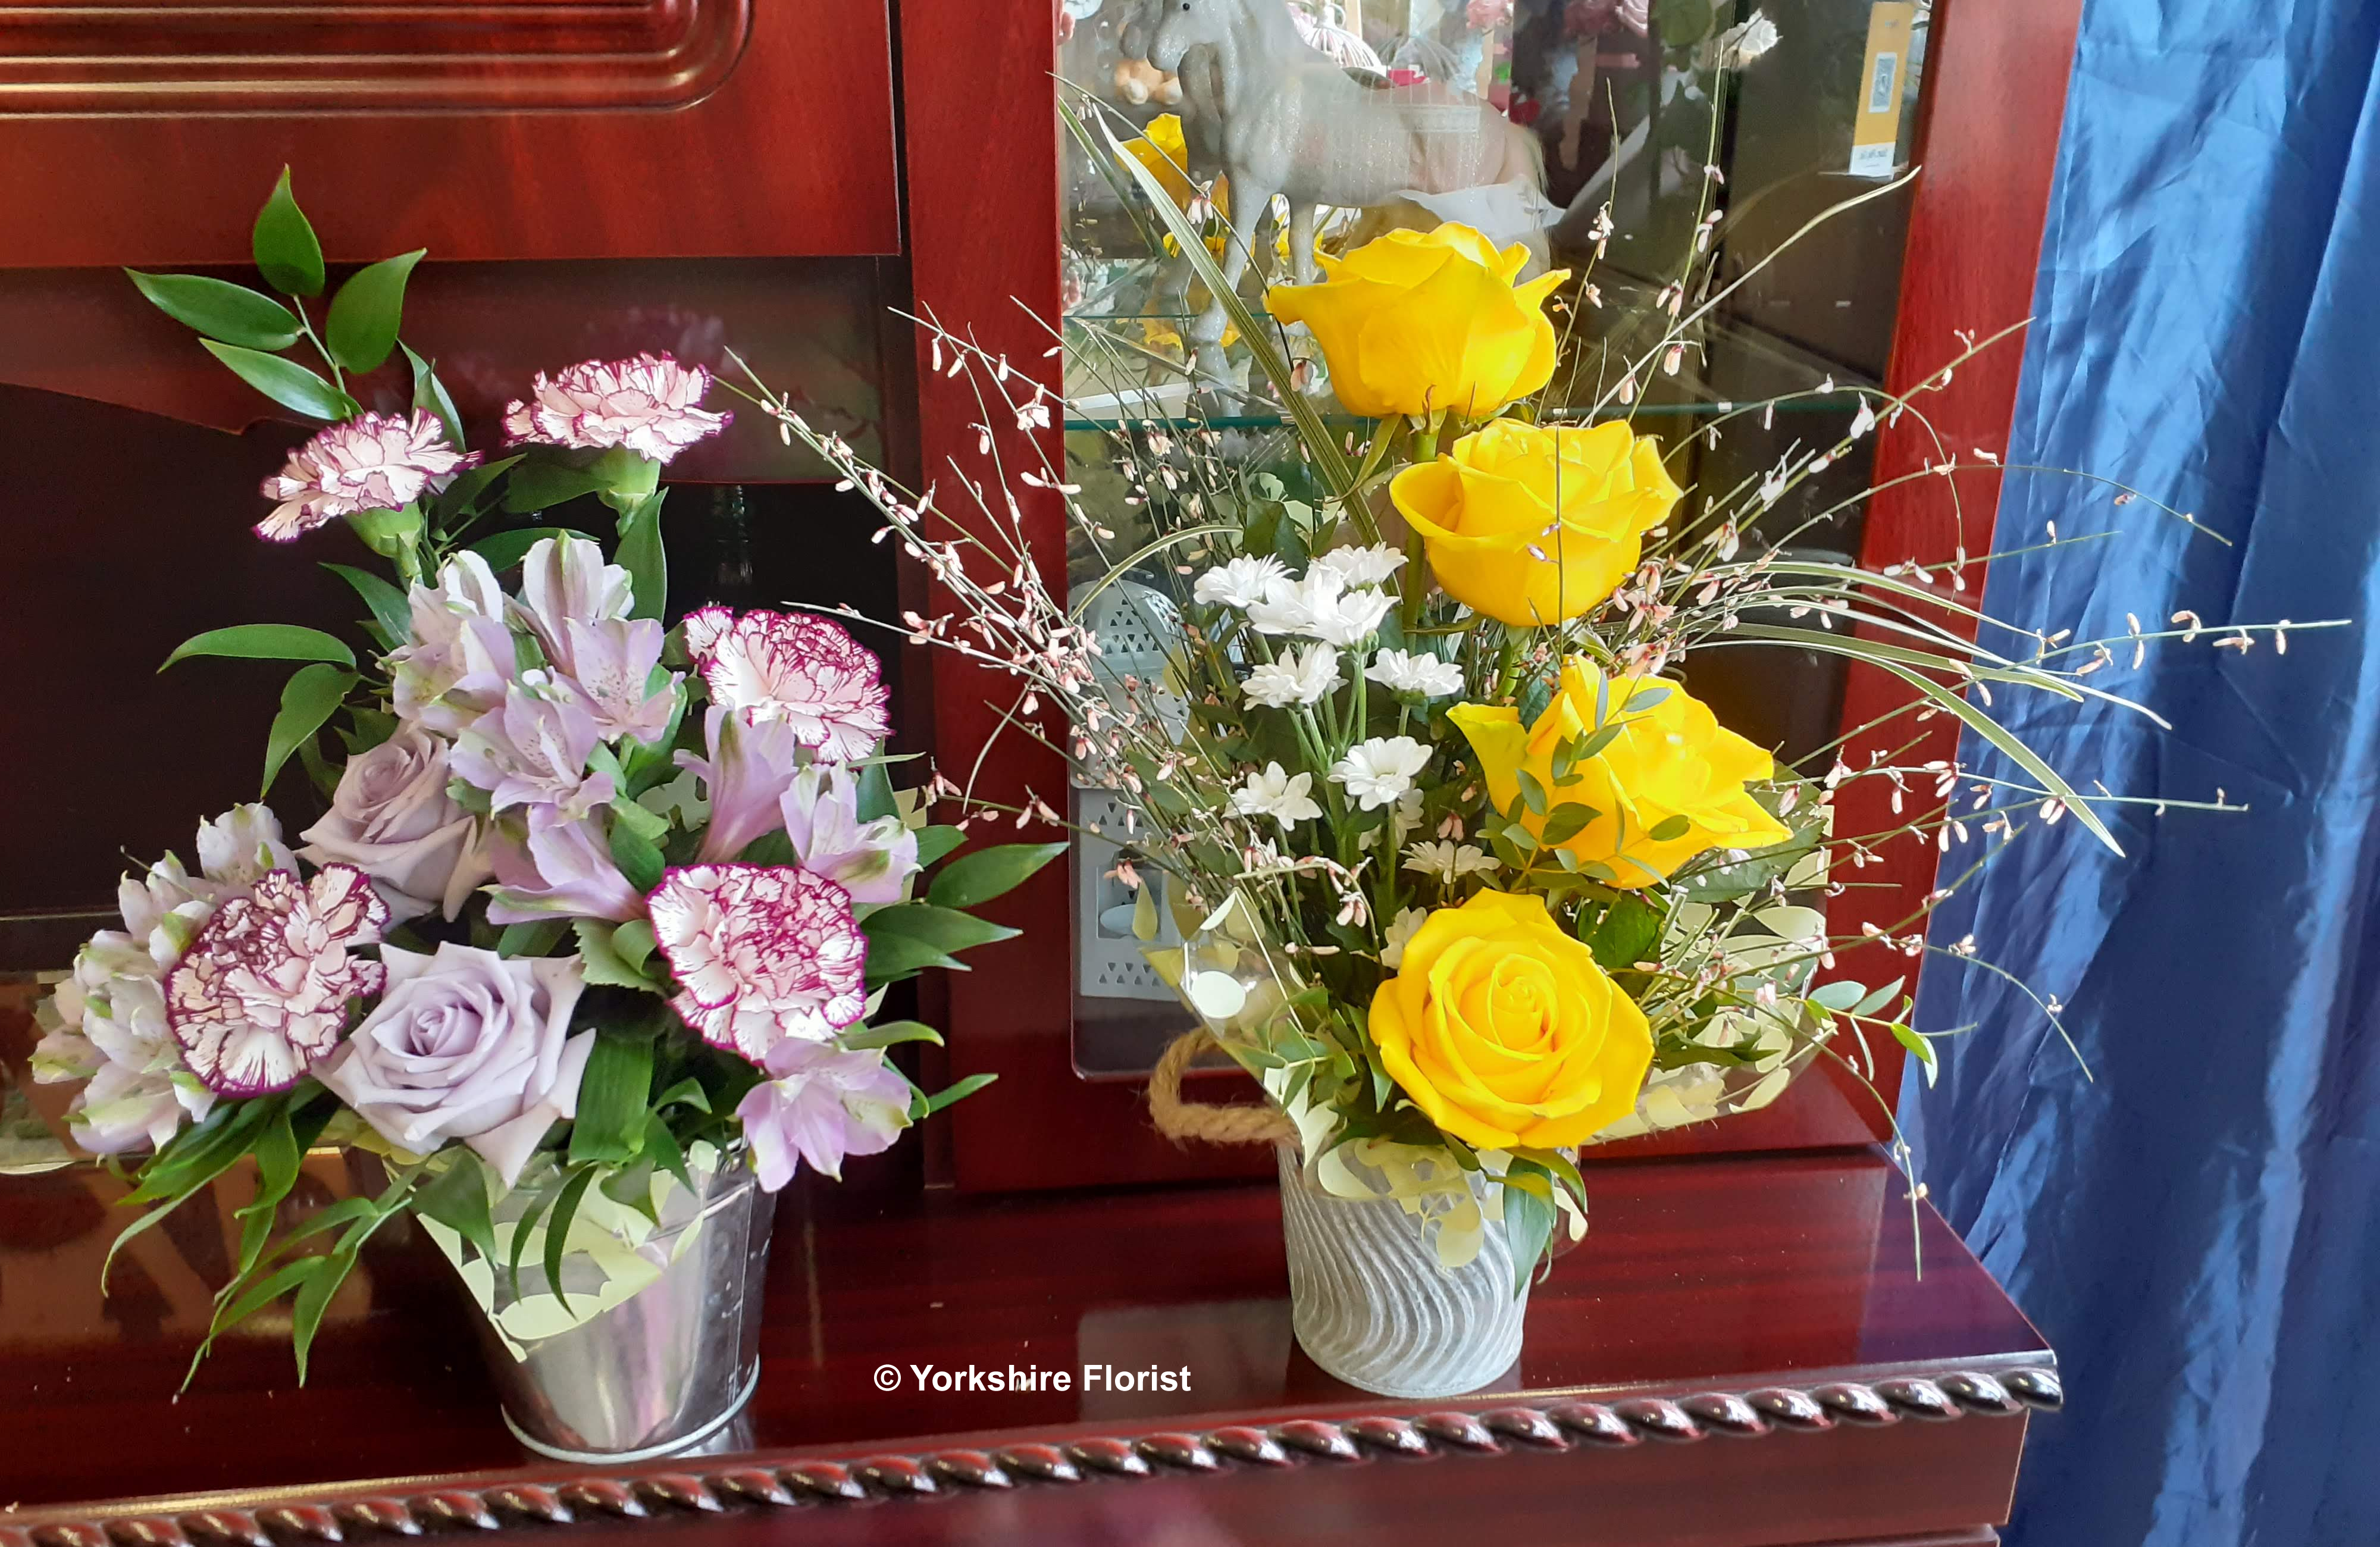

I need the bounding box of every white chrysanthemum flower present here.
[1192,555,1289,610]
[1380,906,1429,970]
[1402,839,1500,885]
[1330,735,1430,810]
[1229,762,1324,828]
[1245,568,1396,647]
[1313,543,1408,589]
[1366,647,1464,698]
[1242,643,1341,708]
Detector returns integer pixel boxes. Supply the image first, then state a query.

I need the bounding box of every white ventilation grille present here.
[1073,787,1183,1002]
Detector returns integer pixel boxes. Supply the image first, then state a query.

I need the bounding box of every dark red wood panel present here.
[1820,0,2087,1135]
[0,4,900,267]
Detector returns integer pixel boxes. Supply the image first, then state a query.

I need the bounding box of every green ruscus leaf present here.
[201,340,355,421]
[325,249,425,374]
[125,271,300,351]
[262,663,357,796]
[925,842,1068,911]
[161,623,355,672]
[252,167,325,298]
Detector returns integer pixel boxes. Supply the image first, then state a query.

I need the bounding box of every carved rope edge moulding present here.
[1,1367,2060,1538]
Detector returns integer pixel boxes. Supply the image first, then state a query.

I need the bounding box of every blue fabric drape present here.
[1899,5,2380,1545]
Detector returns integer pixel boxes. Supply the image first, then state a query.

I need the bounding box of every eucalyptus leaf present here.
[1501,1167,1557,1299]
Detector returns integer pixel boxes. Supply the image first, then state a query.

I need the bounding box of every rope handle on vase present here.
[1147,1028,1301,1146]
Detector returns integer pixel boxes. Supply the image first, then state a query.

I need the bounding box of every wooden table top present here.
[0,1130,2053,1538]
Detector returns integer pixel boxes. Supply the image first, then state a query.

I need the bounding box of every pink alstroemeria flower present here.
[164,866,389,1097]
[257,411,479,543]
[735,1039,911,1189]
[452,684,615,819]
[678,705,804,863]
[681,608,890,762]
[484,805,647,925]
[389,552,518,735]
[501,353,731,465]
[647,864,868,1064]
[779,764,919,905]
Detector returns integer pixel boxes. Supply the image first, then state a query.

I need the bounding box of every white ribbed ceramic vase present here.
[1275,1145,1527,1399]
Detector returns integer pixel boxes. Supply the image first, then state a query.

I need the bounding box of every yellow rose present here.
[1449,658,1792,887]
[1391,417,1681,627]
[1368,890,1652,1150]
[1266,224,1568,419]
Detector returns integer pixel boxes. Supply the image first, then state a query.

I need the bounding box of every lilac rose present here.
[315,943,593,1186]
[299,727,490,923]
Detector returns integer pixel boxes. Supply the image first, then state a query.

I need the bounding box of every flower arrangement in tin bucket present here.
[32,174,1059,1457]
[731,98,2332,1401]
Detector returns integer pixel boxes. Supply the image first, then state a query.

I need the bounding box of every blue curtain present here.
[1900,4,2380,1544]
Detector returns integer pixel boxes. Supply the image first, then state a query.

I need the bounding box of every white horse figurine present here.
[1139,0,1543,375]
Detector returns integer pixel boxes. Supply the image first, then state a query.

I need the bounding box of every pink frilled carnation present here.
[258,411,480,543]
[165,866,390,1096]
[681,608,890,762]
[501,353,731,464]
[647,865,867,1065]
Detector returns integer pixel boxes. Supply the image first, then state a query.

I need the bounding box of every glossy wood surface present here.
[0,5,900,267]
[0,1108,2047,1542]
[1822,0,2086,1057]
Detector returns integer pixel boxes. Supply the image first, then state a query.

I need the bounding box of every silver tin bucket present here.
[449,1150,775,1463]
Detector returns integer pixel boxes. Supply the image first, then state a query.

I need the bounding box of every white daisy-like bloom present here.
[1229,762,1324,828]
[1366,647,1464,699]
[1191,555,1289,610]
[1711,10,1780,69]
[1312,543,1408,589]
[1242,642,1341,708]
[1402,839,1499,885]
[1245,568,1396,647]
[1380,906,1429,970]
[1330,735,1431,810]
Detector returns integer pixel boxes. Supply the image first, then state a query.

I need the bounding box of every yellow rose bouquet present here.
[727,101,2325,1398]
